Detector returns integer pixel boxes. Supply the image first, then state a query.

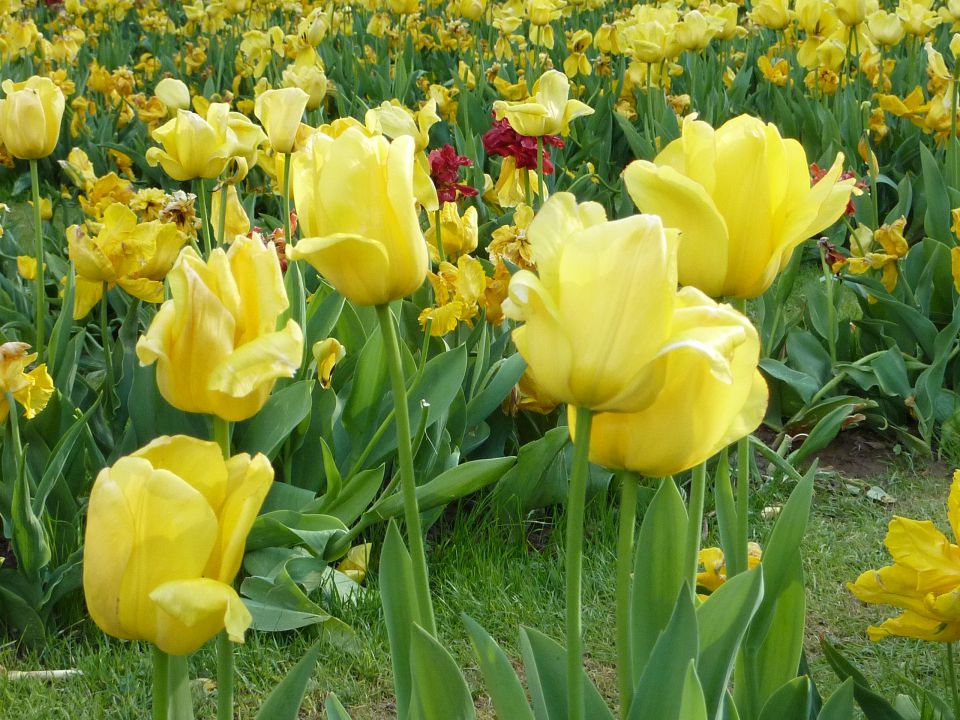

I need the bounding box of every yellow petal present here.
[149,578,252,654]
[132,435,228,513]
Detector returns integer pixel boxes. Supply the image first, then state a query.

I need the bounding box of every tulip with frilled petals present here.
[154,78,191,113]
[83,435,273,655]
[282,49,329,111]
[503,193,745,413]
[623,114,856,299]
[287,127,428,306]
[493,70,594,137]
[0,76,65,160]
[427,202,479,262]
[136,234,303,421]
[0,341,53,423]
[254,87,309,154]
[568,289,767,477]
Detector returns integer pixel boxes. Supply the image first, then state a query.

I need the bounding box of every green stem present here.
[282,153,292,247]
[566,406,593,720]
[152,646,169,720]
[216,186,229,246]
[5,392,23,459]
[29,159,45,359]
[684,462,707,588]
[167,654,193,718]
[523,166,532,208]
[99,288,115,411]
[196,179,213,257]
[819,245,838,363]
[213,416,231,457]
[730,298,750,576]
[375,303,436,636]
[536,136,545,209]
[434,208,446,264]
[615,470,638,720]
[947,642,960,720]
[212,415,233,720]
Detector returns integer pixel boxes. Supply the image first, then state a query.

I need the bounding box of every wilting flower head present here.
[429,144,478,203]
[83,435,272,655]
[624,114,856,299]
[493,70,594,137]
[427,202,479,262]
[698,544,763,596]
[0,76,65,159]
[849,471,960,642]
[136,234,303,421]
[0,342,53,423]
[503,193,749,412]
[482,116,563,171]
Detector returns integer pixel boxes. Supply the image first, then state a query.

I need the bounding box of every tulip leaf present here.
[33,396,101,515]
[463,614,535,720]
[408,623,476,720]
[312,466,385,527]
[343,331,389,438]
[380,520,419,719]
[819,637,907,720]
[787,405,859,467]
[10,442,50,582]
[818,679,855,720]
[678,661,708,720]
[489,428,570,519]
[254,641,323,720]
[48,265,75,383]
[465,352,526,429]
[920,142,952,244]
[247,511,347,556]
[307,289,345,347]
[757,677,813,720]
[236,380,315,460]
[325,693,354,720]
[758,359,819,404]
[519,626,614,720]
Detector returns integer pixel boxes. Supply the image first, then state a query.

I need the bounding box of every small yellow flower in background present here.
[867,10,905,47]
[843,216,909,292]
[136,235,303,421]
[312,338,345,389]
[79,173,136,221]
[697,543,763,596]
[751,0,792,29]
[154,77,191,112]
[758,55,791,87]
[493,69,594,137]
[0,341,53,422]
[336,543,372,584]
[282,49,329,111]
[16,255,38,280]
[427,203,479,262]
[419,255,487,336]
[67,203,186,319]
[0,76,65,160]
[27,196,52,220]
[254,87,310,154]
[210,185,251,241]
[58,147,98,192]
[849,470,960,642]
[83,435,273,655]
[503,369,560,415]
[488,203,536,270]
[365,99,440,211]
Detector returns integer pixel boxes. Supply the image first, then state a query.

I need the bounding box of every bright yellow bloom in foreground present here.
[0,342,53,423]
[287,127,428,306]
[503,192,747,412]
[0,76,65,159]
[136,235,303,421]
[849,471,960,642]
[568,289,767,476]
[623,114,856,299]
[493,70,594,137]
[83,435,272,655]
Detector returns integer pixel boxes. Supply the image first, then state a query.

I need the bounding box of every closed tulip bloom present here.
[254,87,309,154]
[282,49,329,111]
[867,10,905,46]
[210,185,251,241]
[834,0,866,26]
[568,289,767,476]
[493,70,594,137]
[136,234,303,421]
[750,0,792,30]
[146,104,235,181]
[83,435,273,655]
[287,127,428,306]
[624,114,856,299]
[0,76,65,159]
[503,193,745,412]
[154,78,191,112]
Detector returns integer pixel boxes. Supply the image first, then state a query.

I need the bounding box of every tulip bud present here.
[0,76,65,160]
[254,87,310,154]
[154,78,191,112]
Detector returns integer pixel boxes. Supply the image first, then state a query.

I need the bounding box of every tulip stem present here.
[4,392,23,460]
[615,470,638,720]
[213,416,232,458]
[684,462,707,588]
[434,208,446,264]
[99,289,115,412]
[731,298,750,576]
[946,642,960,720]
[151,646,169,720]
[376,303,436,636]
[282,153,292,248]
[566,406,593,720]
[196,179,213,257]
[536,136,545,209]
[211,416,233,720]
[216,186,229,246]
[29,159,45,360]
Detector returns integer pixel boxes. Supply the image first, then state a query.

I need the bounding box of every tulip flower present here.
[426,202,479,262]
[849,470,960,641]
[146,104,237,181]
[136,234,303,421]
[282,49,329,111]
[365,99,440,211]
[502,193,745,413]
[0,76,65,160]
[493,70,594,137]
[287,127,428,306]
[83,435,273,655]
[568,288,768,477]
[0,341,53,423]
[623,114,856,299]
[254,87,309,154]
[154,78,191,112]
[209,185,251,242]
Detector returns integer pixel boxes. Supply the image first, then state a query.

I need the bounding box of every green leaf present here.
[632,478,688,683]
[920,142,952,243]
[11,442,50,581]
[33,396,100,514]
[380,521,419,718]
[819,637,906,720]
[314,466,385,528]
[408,624,476,720]
[757,677,812,720]
[678,661,708,720]
[818,679,855,720]
[489,428,569,518]
[236,380,315,460]
[788,405,858,467]
[759,359,819,403]
[48,265,75,383]
[308,289,346,343]
[254,641,323,720]
[247,511,347,555]
[465,353,526,428]
[325,693,354,720]
[343,331,388,435]
[320,437,342,500]
[463,615,534,720]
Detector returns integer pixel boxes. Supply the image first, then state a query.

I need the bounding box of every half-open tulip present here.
[287,127,428,306]
[83,435,272,655]
[492,70,594,137]
[254,87,309,154]
[146,104,236,181]
[623,114,856,299]
[568,289,767,476]
[502,193,744,412]
[136,234,303,421]
[0,76,65,159]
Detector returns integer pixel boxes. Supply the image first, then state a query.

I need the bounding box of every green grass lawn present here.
[0,447,954,719]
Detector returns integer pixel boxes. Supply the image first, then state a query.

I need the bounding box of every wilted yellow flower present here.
[254,87,309,154]
[419,255,487,335]
[84,435,273,655]
[312,338,345,389]
[0,342,53,422]
[427,203,479,262]
[624,114,856,299]
[697,543,763,595]
[136,235,304,421]
[488,203,536,270]
[288,128,428,306]
[0,76,65,160]
[843,216,910,292]
[493,70,594,137]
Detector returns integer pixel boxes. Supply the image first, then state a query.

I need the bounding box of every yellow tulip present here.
[868,10,906,45]
[154,77,191,112]
[136,234,303,421]
[0,76,65,160]
[427,202,479,262]
[146,104,235,181]
[83,435,273,655]
[750,0,792,29]
[623,114,856,299]
[312,338,345,389]
[254,87,310,154]
[503,193,745,412]
[675,11,715,52]
[458,0,487,21]
[834,0,866,25]
[365,99,440,211]
[282,49,329,111]
[287,127,428,306]
[67,203,186,318]
[493,70,594,137]
[0,341,53,423]
[210,185,251,242]
[568,289,767,476]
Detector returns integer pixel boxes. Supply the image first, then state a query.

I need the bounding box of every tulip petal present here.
[884,517,960,590]
[116,277,165,304]
[73,277,105,320]
[150,578,253,654]
[949,472,960,544]
[132,435,227,513]
[207,319,303,403]
[288,234,391,306]
[867,610,960,642]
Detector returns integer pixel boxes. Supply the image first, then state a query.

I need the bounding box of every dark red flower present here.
[809,162,866,216]
[482,115,563,174]
[429,144,478,203]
